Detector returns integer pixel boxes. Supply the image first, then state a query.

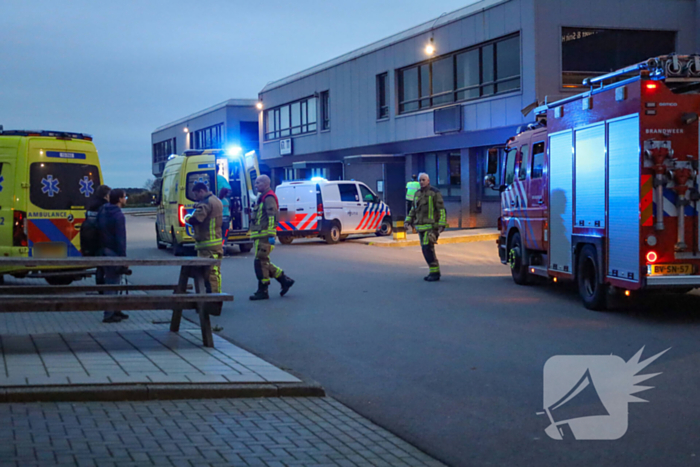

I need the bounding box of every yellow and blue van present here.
[0,129,103,284]
[155,148,259,255]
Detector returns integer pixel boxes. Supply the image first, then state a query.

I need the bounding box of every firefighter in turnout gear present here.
[249,175,295,300]
[184,182,223,293]
[404,173,447,281]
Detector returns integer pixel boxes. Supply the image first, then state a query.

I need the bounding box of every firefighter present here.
[249,175,295,300]
[184,182,223,293]
[405,174,420,215]
[404,173,447,281]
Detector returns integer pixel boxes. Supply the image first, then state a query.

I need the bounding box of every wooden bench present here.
[0,258,233,348]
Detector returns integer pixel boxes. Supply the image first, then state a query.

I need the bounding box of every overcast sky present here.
[1,0,475,187]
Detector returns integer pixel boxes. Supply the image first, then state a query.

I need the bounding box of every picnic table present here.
[0,257,233,347]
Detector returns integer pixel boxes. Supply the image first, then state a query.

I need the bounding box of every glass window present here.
[291,102,301,135]
[449,154,461,185]
[420,64,431,108]
[30,163,101,210]
[186,171,214,202]
[437,153,450,185]
[532,142,545,179]
[377,73,389,119]
[504,148,517,185]
[496,36,520,93]
[456,49,479,100]
[518,145,530,180]
[338,183,359,202]
[400,67,419,113]
[562,28,676,88]
[279,105,290,137]
[319,93,327,130]
[359,184,377,203]
[482,44,495,96]
[432,57,454,105]
[424,153,437,182]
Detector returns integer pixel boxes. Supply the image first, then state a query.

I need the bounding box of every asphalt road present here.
[127,214,700,467]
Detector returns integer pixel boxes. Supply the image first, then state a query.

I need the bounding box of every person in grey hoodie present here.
[97,189,128,323]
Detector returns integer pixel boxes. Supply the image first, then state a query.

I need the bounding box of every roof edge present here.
[153,98,258,133]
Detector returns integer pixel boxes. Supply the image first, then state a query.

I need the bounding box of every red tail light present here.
[178,205,187,227]
[317,203,324,216]
[646,251,658,263]
[13,211,28,247]
[646,83,658,90]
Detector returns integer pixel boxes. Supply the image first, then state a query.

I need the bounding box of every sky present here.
[1,0,476,188]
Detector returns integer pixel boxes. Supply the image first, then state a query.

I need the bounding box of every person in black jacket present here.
[97,189,128,323]
[82,185,111,287]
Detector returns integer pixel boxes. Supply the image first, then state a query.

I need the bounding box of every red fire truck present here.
[487,55,700,310]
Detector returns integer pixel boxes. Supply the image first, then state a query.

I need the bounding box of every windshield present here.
[30,162,101,210]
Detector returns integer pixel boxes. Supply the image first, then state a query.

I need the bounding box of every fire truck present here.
[487,55,700,310]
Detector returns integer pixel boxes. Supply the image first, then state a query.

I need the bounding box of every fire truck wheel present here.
[577,245,608,311]
[508,232,530,285]
[278,236,294,245]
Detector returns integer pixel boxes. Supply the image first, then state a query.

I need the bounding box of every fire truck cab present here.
[488,55,700,310]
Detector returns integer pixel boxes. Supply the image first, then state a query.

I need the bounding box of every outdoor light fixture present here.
[256,102,263,110]
[183,127,189,133]
[425,37,435,55]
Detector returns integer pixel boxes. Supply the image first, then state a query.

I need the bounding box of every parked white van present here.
[275,179,392,244]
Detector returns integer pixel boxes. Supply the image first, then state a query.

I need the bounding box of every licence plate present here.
[33,242,67,258]
[649,263,694,276]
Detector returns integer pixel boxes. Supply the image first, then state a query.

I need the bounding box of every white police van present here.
[275,179,392,244]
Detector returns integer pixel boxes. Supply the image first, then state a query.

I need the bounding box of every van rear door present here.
[276,185,296,230]
[0,157,16,256]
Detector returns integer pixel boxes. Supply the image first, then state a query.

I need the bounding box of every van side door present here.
[337,183,362,232]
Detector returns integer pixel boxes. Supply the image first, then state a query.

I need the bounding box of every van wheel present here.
[172,232,185,257]
[324,223,341,244]
[156,226,167,249]
[46,276,74,286]
[508,232,530,285]
[376,218,392,236]
[278,237,294,245]
[239,243,253,252]
[577,245,608,311]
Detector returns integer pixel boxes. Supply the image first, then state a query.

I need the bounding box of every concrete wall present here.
[259,0,533,162]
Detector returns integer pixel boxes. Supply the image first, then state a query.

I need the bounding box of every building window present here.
[153,138,177,164]
[377,73,389,119]
[416,151,461,198]
[264,96,317,140]
[321,91,330,130]
[191,123,224,149]
[239,121,259,153]
[561,27,676,88]
[399,34,520,114]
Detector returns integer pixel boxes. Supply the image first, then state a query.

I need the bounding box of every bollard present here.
[393,220,407,241]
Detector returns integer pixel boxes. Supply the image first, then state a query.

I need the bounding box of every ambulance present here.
[155,148,259,255]
[275,179,392,244]
[0,129,103,285]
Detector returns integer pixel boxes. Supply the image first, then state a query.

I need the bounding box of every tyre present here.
[376,218,392,236]
[45,276,74,286]
[239,243,253,252]
[172,231,185,257]
[278,236,294,245]
[507,232,530,285]
[324,223,341,244]
[156,226,167,249]
[577,244,608,311]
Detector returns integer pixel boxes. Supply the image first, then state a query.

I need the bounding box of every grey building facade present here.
[151,99,259,177]
[258,0,698,228]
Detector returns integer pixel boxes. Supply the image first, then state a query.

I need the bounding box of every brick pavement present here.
[0,397,446,467]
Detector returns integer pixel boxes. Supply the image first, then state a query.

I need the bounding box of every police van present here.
[275,179,392,244]
[155,148,259,255]
[0,129,103,284]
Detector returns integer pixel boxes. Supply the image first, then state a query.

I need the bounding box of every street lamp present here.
[256,102,263,110]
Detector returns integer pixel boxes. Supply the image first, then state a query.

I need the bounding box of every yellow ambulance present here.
[155,148,259,255]
[0,129,103,284]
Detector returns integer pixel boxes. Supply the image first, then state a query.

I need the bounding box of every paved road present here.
[127,215,700,467]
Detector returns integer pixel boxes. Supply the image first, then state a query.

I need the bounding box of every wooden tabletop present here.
[0,257,220,267]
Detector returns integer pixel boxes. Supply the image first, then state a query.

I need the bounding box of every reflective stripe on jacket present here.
[405,181,420,201]
[405,186,446,230]
[251,190,278,240]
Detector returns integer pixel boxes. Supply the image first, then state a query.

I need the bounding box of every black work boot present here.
[249,282,269,300]
[424,273,441,282]
[277,274,295,296]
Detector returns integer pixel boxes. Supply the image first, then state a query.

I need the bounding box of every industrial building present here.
[151,99,259,178]
[258,0,698,227]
